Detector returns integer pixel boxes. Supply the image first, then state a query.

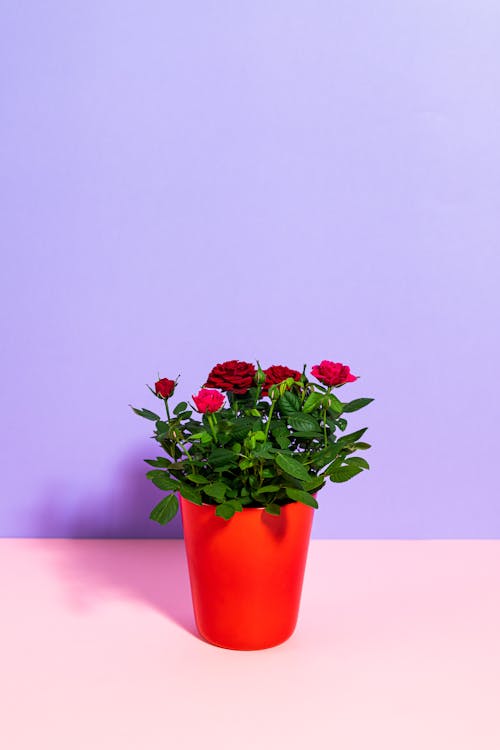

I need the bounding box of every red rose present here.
[155,377,176,398]
[204,360,256,394]
[261,365,301,397]
[192,389,225,414]
[310,360,357,387]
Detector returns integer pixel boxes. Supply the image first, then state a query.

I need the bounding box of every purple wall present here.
[1,2,499,538]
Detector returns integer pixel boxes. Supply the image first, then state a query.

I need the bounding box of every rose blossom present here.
[310,360,357,387]
[192,389,225,414]
[261,365,301,397]
[204,360,256,394]
[155,377,176,398]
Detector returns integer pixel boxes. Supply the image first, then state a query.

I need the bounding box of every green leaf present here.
[179,485,202,504]
[252,445,275,460]
[173,401,188,415]
[264,503,281,516]
[190,430,212,442]
[312,443,341,468]
[353,441,371,450]
[144,457,172,468]
[329,465,363,483]
[145,470,179,490]
[208,448,238,467]
[303,476,326,492]
[337,428,368,446]
[292,429,322,438]
[278,392,301,416]
[285,488,318,508]
[155,420,170,436]
[228,499,243,512]
[325,394,343,414]
[231,417,259,441]
[185,473,209,484]
[255,485,281,494]
[149,494,179,524]
[302,392,324,413]
[275,453,310,482]
[131,406,161,421]
[288,413,319,432]
[271,424,290,449]
[342,398,374,413]
[165,459,192,471]
[253,430,266,442]
[346,457,370,470]
[215,503,236,520]
[335,417,347,431]
[202,482,228,500]
[239,459,254,470]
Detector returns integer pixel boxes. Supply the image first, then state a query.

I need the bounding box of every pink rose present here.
[192,388,225,414]
[311,360,357,387]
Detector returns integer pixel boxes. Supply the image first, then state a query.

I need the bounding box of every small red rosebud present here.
[155,377,176,399]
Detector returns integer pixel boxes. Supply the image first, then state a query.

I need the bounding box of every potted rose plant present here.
[132,359,372,650]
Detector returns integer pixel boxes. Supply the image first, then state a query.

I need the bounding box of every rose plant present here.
[131,359,373,524]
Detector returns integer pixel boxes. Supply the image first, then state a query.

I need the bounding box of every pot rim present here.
[179,496,311,512]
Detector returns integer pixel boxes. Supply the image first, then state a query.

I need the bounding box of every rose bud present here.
[192,389,225,414]
[155,377,176,399]
[255,363,267,386]
[310,361,357,387]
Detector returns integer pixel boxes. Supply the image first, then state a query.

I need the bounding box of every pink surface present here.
[1,540,499,749]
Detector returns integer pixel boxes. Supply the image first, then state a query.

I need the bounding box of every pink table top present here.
[1,539,499,749]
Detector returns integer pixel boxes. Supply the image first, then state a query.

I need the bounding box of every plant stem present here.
[164,397,195,468]
[207,413,217,442]
[322,387,332,448]
[264,397,277,440]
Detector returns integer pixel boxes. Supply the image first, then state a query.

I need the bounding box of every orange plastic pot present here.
[180,495,314,650]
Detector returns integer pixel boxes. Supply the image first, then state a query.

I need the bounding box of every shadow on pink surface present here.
[33,537,199,637]
[31,445,199,637]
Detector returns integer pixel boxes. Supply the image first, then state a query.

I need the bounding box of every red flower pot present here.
[180,496,314,650]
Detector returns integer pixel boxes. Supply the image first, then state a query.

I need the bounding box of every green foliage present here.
[150,494,178,524]
[342,398,374,413]
[131,406,161,421]
[264,503,281,516]
[278,392,301,416]
[288,413,318,432]
[145,470,179,491]
[179,485,202,505]
[285,488,319,508]
[215,503,236,520]
[328,465,363,482]
[302,392,323,413]
[275,453,310,482]
[173,401,188,414]
[202,482,228,500]
[144,457,173,468]
[132,363,373,524]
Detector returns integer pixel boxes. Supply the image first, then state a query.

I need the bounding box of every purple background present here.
[1,2,499,538]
